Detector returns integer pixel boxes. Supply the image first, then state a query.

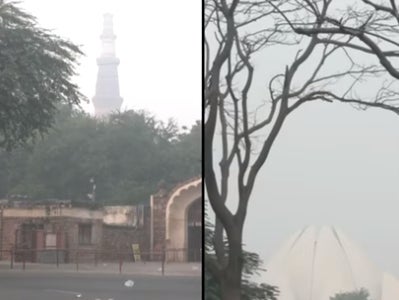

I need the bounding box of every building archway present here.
[187,198,201,261]
[165,177,201,261]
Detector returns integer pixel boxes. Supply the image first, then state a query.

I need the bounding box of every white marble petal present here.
[262,226,399,300]
[381,273,399,300]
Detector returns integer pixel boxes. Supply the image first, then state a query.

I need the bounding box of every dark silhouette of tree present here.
[205,1,399,299]
[330,288,371,300]
[205,203,279,300]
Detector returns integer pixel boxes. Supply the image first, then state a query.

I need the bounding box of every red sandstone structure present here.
[0,177,202,263]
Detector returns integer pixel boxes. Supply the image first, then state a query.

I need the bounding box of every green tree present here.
[330,288,371,300]
[0,0,85,150]
[0,108,200,204]
[166,120,202,183]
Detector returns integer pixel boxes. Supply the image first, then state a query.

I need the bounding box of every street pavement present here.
[0,260,201,277]
[0,270,201,300]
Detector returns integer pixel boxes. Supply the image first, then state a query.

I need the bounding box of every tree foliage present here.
[330,288,371,300]
[0,0,85,149]
[0,107,200,204]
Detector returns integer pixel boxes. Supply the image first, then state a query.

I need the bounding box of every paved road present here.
[0,270,201,300]
[0,261,201,277]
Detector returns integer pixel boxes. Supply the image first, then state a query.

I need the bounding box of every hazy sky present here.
[206,2,399,278]
[245,101,399,277]
[211,101,399,277]
[19,0,200,127]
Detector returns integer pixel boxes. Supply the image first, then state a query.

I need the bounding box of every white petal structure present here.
[262,226,399,300]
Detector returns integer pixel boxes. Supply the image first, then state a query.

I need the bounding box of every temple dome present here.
[262,226,399,300]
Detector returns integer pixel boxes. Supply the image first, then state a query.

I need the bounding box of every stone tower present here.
[92,13,123,117]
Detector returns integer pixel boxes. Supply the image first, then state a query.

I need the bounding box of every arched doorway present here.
[165,178,201,261]
[187,198,201,261]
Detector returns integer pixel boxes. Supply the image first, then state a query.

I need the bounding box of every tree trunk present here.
[220,231,243,300]
[221,281,241,300]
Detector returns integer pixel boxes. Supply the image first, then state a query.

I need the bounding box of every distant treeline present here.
[0,105,201,205]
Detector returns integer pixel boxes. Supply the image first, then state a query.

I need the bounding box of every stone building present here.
[0,200,104,263]
[151,176,202,261]
[0,177,202,263]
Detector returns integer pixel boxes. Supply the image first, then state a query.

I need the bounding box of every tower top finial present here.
[100,13,116,57]
[101,13,115,41]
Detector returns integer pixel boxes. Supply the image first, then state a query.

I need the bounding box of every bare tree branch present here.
[204,1,399,299]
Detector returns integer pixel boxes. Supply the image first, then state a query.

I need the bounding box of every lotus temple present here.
[262,226,399,300]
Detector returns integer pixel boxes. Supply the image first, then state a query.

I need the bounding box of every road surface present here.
[0,270,201,300]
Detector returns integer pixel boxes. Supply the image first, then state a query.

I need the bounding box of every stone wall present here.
[151,191,169,260]
[0,214,103,262]
[0,178,201,263]
[48,217,103,263]
[151,177,202,261]
[101,225,149,261]
[1,217,26,259]
[103,205,144,227]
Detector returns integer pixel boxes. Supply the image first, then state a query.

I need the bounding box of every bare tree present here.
[288,0,399,81]
[204,1,399,299]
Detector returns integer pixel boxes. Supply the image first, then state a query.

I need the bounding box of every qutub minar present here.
[92,13,123,117]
